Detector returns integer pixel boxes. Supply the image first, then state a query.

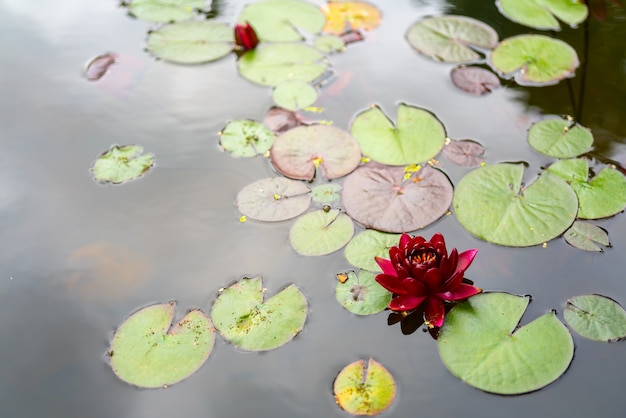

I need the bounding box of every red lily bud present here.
[234,22,259,50]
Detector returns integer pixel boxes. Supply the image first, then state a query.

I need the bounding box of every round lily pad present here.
[91,145,154,184]
[336,270,391,315]
[236,177,311,222]
[314,34,345,53]
[333,358,396,416]
[264,106,303,134]
[289,209,354,256]
[237,43,328,87]
[497,0,588,30]
[270,125,361,180]
[211,277,308,351]
[127,0,206,23]
[546,158,626,219]
[146,21,233,64]
[110,302,215,388]
[342,162,453,233]
[450,66,500,95]
[238,0,326,42]
[321,1,382,35]
[219,119,275,157]
[273,80,318,111]
[564,294,626,342]
[350,103,446,166]
[438,293,574,395]
[453,163,578,247]
[343,229,401,272]
[441,139,485,167]
[528,118,593,158]
[406,15,498,63]
[310,183,342,203]
[490,35,579,86]
[563,221,610,252]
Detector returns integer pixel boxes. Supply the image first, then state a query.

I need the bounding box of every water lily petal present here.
[375,256,397,276]
[430,233,447,255]
[423,268,443,291]
[455,248,478,275]
[437,283,482,301]
[424,296,445,327]
[439,248,457,280]
[375,274,408,295]
[399,233,412,248]
[389,295,426,311]
[402,278,428,296]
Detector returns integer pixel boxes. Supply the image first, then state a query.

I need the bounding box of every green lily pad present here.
[146,21,233,64]
[344,229,402,272]
[238,0,326,42]
[126,0,206,23]
[563,221,610,252]
[238,43,328,87]
[91,145,154,184]
[333,358,396,416]
[438,293,574,395]
[236,177,311,222]
[490,35,579,86]
[314,34,345,53]
[336,270,391,315]
[546,158,626,219]
[350,103,446,166]
[406,15,499,63]
[270,125,361,180]
[453,163,578,247]
[528,118,593,158]
[310,183,342,203]
[219,119,275,157]
[497,0,588,30]
[342,163,454,233]
[564,295,626,342]
[211,277,307,351]
[289,209,354,256]
[273,80,318,111]
[110,302,215,388]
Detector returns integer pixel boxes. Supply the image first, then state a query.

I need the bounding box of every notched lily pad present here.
[314,34,346,53]
[273,80,318,111]
[442,139,485,166]
[564,294,626,342]
[336,270,391,315]
[344,229,402,272]
[438,292,574,395]
[310,183,342,203]
[211,276,308,351]
[450,66,500,95]
[264,106,304,134]
[91,145,154,184]
[528,117,593,158]
[289,209,354,256]
[333,358,396,416]
[109,302,215,388]
[126,0,207,23]
[236,177,311,222]
[322,1,382,35]
[342,162,453,233]
[406,15,498,63]
[219,119,275,157]
[563,220,610,252]
[497,0,588,30]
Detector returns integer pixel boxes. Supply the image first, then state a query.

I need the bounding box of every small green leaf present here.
[528,118,593,158]
[236,177,311,222]
[289,209,354,256]
[272,80,318,111]
[110,303,215,388]
[438,293,574,395]
[563,221,610,252]
[220,119,275,157]
[344,230,401,272]
[333,358,396,416]
[497,0,588,30]
[91,145,154,184]
[127,0,206,23]
[564,295,626,342]
[310,183,342,203]
[335,271,391,315]
[314,34,345,53]
[211,277,308,351]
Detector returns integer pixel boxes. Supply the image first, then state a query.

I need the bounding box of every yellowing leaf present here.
[322,1,382,35]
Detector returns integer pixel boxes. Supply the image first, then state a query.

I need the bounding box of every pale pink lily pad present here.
[450,66,500,95]
[442,139,485,166]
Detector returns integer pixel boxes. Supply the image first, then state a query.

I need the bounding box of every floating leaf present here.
[335,271,391,315]
[406,15,498,63]
[350,103,446,166]
[273,80,318,111]
[85,53,117,81]
[528,118,593,158]
[314,34,346,53]
[219,119,275,157]
[342,163,453,233]
[236,177,311,222]
[438,293,574,395]
[453,163,578,246]
[450,66,500,95]
[442,139,485,166]
[497,0,588,30]
[146,21,233,64]
[238,43,328,87]
[91,145,154,184]
[110,303,215,388]
[211,277,307,351]
[270,125,361,180]
[321,1,382,35]
[289,209,354,256]
[563,221,610,252]
[546,158,626,219]
[344,229,402,271]
[333,358,396,416]
[564,295,626,342]
[126,0,205,23]
[264,106,304,134]
[490,35,579,86]
[238,0,326,42]
[310,183,342,203]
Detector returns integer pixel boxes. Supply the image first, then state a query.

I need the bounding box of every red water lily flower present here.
[375,233,481,328]
[234,22,259,50]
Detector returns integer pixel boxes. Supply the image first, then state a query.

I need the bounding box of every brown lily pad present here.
[450,66,500,95]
